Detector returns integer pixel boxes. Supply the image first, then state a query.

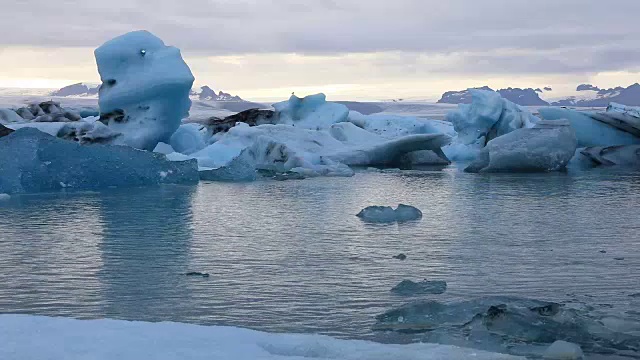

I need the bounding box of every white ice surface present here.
[188,122,449,177]
[273,93,350,129]
[0,315,522,360]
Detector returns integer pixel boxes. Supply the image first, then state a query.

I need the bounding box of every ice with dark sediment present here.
[374,296,640,358]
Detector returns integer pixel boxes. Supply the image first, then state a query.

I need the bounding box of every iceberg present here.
[538,107,640,148]
[273,93,349,129]
[0,128,198,194]
[0,315,522,360]
[189,122,450,178]
[465,120,577,173]
[95,30,195,150]
[357,204,423,223]
[579,145,640,167]
[0,108,24,124]
[447,89,539,147]
[169,123,207,155]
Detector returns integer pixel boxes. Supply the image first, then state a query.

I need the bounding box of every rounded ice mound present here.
[543,341,584,360]
[395,204,423,222]
[356,206,397,223]
[95,30,195,150]
[357,204,422,223]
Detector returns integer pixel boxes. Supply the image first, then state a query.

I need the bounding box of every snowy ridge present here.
[0,315,522,360]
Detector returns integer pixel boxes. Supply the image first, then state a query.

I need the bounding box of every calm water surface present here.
[0,168,639,357]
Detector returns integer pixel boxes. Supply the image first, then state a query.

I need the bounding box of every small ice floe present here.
[357,204,422,223]
[391,280,447,296]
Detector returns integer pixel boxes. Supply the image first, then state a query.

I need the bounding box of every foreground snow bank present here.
[0,315,522,360]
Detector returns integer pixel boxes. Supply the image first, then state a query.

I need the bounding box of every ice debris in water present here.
[0,128,199,194]
[374,296,640,358]
[95,30,195,150]
[357,204,422,223]
[543,341,584,360]
[465,120,577,173]
[391,280,447,296]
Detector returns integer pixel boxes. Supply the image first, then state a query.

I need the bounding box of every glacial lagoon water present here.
[0,168,639,358]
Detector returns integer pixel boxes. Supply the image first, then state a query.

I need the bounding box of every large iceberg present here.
[0,128,198,194]
[538,107,640,148]
[187,122,451,178]
[95,30,195,150]
[0,315,522,360]
[465,120,577,173]
[273,93,349,129]
[447,89,539,147]
[579,145,640,167]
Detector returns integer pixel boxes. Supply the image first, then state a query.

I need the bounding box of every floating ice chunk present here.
[0,315,523,360]
[0,193,10,201]
[579,145,640,167]
[543,341,584,360]
[169,123,207,155]
[273,93,349,129]
[465,120,577,173]
[199,148,257,182]
[95,30,195,150]
[538,107,640,147]
[189,122,449,179]
[0,108,23,124]
[356,206,397,223]
[0,128,198,194]
[357,204,422,223]
[447,90,539,146]
[391,280,447,296]
[394,204,424,222]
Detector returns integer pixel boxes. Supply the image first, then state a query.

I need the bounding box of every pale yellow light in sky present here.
[1,46,639,102]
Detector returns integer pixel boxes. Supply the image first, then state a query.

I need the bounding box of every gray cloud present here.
[1,0,639,77]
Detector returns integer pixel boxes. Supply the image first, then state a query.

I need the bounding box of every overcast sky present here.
[0,0,638,100]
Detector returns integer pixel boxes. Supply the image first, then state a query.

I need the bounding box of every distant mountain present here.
[552,83,640,107]
[438,86,549,106]
[191,86,243,101]
[50,83,99,97]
